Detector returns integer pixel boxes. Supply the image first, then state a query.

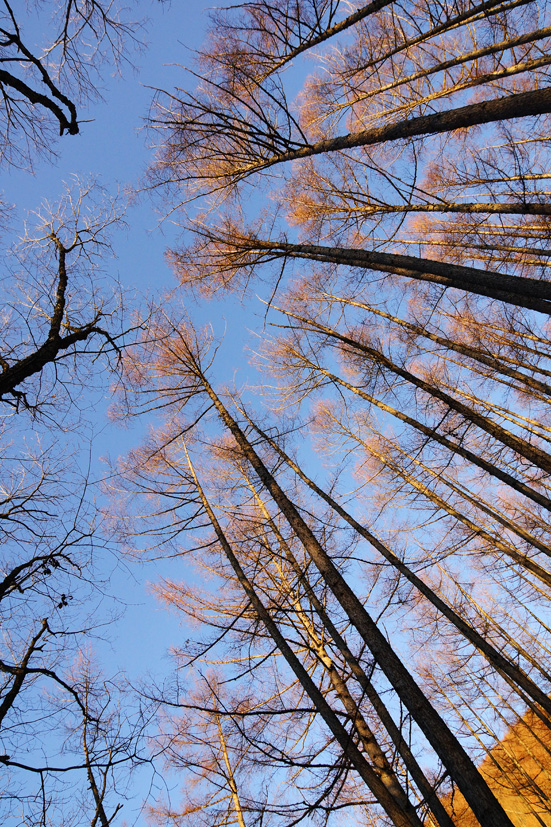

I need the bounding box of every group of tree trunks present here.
[129,0,551,825]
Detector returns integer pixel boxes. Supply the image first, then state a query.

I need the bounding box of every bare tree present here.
[0,0,141,167]
[0,642,152,827]
[0,182,150,826]
[0,179,128,413]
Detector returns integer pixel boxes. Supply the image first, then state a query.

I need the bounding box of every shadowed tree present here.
[0,180,129,412]
[0,0,141,168]
[0,183,150,826]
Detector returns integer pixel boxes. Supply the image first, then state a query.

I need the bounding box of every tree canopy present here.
[4,1,551,826]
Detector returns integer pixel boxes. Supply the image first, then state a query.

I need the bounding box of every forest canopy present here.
[3,1,551,826]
